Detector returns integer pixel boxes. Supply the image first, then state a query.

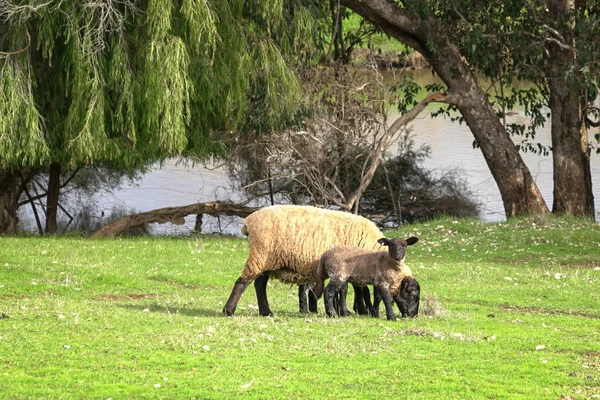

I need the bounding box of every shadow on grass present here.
[117,304,224,318]
[116,303,324,319]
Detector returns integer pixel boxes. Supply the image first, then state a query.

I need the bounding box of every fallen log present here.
[90,201,258,238]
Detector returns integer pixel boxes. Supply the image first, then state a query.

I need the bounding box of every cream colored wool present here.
[239,205,391,284]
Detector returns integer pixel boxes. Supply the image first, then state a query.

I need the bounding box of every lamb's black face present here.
[397,277,420,318]
[378,236,419,261]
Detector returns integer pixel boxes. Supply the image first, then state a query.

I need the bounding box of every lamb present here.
[314,236,419,321]
[222,205,391,317]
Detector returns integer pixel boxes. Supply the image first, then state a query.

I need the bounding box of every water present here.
[409,109,600,222]
[18,72,600,233]
[89,110,599,235]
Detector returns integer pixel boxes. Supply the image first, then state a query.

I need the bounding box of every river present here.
[91,109,599,235]
[18,71,600,234]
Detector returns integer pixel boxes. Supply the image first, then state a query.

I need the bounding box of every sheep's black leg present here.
[363,286,374,315]
[375,286,396,321]
[352,285,367,315]
[223,277,251,316]
[299,284,318,314]
[353,285,372,316]
[254,274,273,316]
[299,284,309,314]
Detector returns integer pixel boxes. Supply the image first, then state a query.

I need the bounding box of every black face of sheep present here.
[377,237,419,261]
[396,277,420,318]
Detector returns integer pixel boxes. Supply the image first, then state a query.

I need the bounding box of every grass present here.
[344,12,408,54]
[1,215,599,399]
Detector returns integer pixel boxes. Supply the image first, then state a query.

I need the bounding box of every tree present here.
[339,0,552,219]
[0,0,324,233]
[227,58,447,213]
[427,0,598,217]
[342,0,600,219]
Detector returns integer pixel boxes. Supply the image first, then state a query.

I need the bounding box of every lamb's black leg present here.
[337,283,350,317]
[299,284,309,314]
[371,289,381,318]
[254,274,273,316]
[223,277,251,316]
[375,286,396,321]
[324,282,341,318]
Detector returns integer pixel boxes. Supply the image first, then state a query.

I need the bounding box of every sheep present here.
[222,205,388,317]
[371,276,421,318]
[314,236,419,321]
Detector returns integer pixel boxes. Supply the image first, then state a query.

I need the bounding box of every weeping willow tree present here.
[0,0,324,233]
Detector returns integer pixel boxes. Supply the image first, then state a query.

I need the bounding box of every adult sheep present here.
[222,205,389,316]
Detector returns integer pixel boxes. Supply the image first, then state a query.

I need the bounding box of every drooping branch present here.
[90,201,258,238]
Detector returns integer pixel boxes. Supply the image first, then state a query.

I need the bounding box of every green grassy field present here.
[1,216,599,399]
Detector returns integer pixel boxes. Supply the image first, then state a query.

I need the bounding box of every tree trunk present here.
[546,0,595,217]
[339,0,549,218]
[0,170,30,234]
[90,201,258,238]
[45,162,61,234]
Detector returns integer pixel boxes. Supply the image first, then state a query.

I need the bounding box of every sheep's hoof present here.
[222,308,234,316]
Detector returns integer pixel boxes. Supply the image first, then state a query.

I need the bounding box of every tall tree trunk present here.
[340,0,549,218]
[0,170,29,234]
[45,163,61,234]
[436,62,549,218]
[546,0,595,217]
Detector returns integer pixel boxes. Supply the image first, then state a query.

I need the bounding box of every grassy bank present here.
[1,216,599,399]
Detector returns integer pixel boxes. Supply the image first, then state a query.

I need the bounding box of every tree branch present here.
[90,201,259,238]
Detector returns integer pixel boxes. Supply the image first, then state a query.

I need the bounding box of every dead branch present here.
[90,201,258,238]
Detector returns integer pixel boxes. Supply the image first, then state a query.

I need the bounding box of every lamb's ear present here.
[377,238,390,247]
[406,237,419,246]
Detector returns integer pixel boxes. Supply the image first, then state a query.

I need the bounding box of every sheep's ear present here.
[377,238,390,246]
[406,237,419,246]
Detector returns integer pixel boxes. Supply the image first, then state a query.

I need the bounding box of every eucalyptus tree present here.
[427,0,599,217]
[342,0,600,218]
[340,0,550,219]
[0,0,323,233]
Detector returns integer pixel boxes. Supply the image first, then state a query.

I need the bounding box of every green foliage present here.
[0,217,599,398]
[0,45,48,169]
[424,0,600,153]
[0,0,323,170]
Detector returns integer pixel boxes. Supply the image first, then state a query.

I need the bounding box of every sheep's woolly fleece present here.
[240,205,385,284]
